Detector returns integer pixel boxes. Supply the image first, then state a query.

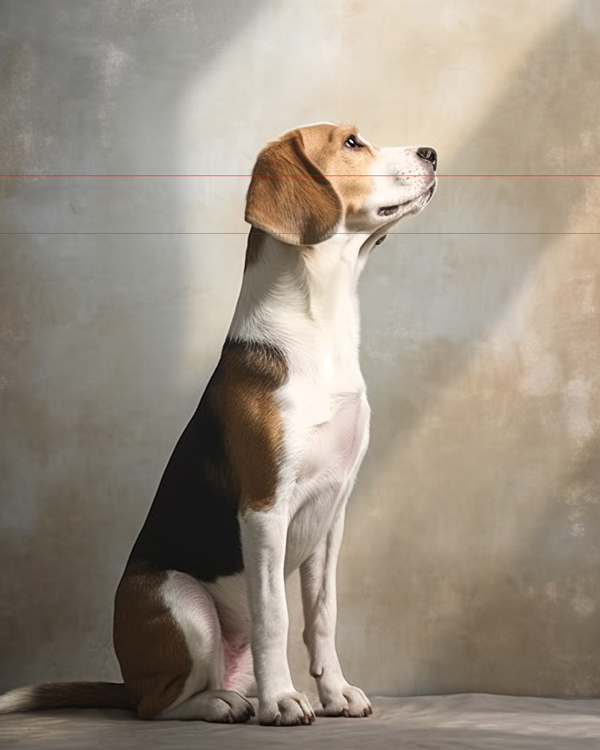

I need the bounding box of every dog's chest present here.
[282,386,370,572]
[297,392,368,483]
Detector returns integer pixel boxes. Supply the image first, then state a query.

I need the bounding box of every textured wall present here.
[1,0,600,698]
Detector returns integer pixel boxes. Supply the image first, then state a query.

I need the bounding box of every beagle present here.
[0,123,437,726]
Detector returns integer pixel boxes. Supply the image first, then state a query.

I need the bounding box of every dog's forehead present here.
[297,122,346,146]
[296,125,383,185]
[296,122,375,151]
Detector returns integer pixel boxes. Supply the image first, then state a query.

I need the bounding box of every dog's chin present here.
[406,183,437,216]
[376,183,437,222]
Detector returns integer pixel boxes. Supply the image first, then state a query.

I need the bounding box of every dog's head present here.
[245,123,437,245]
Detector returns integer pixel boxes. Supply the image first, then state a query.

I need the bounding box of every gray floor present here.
[2,695,600,750]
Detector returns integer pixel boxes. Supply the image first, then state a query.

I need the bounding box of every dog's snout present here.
[417,147,437,170]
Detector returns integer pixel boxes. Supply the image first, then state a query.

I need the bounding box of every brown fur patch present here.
[113,562,192,720]
[300,124,377,220]
[245,131,343,245]
[208,340,288,513]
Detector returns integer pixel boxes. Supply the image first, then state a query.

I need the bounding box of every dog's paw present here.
[202,690,255,723]
[259,691,316,726]
[316,684,373,718]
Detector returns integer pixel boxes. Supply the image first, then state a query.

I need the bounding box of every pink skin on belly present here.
[222,632,254,693]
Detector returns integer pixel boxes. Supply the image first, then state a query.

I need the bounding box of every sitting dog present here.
[0,123,437,726]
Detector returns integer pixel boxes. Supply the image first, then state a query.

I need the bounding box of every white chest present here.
[281,389,371,573]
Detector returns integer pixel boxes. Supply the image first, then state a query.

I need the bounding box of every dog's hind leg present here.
[114,565,253,722]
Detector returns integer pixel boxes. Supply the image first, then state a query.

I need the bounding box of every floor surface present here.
[1,694,600,749]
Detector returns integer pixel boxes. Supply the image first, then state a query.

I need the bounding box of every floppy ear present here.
[245,132,343,246]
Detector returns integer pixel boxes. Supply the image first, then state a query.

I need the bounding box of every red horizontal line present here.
[1,174,599,178]
[2,232,597,236]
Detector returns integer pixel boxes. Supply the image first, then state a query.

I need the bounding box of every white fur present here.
[0,686,36,714]
[157,572,254,722]
[159,572,223,706]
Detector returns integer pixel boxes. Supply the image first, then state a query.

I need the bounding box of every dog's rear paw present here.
[316,684,373,718]
[259,691,315,726]
[203,690,255,723]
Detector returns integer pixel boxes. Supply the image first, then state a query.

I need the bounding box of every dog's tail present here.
[0,682,132,714]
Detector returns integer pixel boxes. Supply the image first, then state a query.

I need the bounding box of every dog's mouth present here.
[377,184,436,217]
[378,204,402,217]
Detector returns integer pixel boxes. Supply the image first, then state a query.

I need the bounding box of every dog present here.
[0,123,437,726]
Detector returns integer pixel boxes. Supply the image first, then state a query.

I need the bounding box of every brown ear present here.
[245,132,343,245]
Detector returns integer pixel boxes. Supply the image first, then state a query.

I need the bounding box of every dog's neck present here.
[227,230,380,368]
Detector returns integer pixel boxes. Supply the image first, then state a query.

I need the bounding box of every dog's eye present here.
[344,135,364,149]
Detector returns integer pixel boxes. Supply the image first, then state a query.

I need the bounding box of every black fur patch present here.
[128,338,287,582]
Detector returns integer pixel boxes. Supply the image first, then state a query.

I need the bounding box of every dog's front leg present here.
[240,509,315,726]
[300,500,373,718]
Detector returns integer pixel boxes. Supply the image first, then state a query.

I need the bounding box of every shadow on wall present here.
[0,0,267,690]
[338,6,600,696]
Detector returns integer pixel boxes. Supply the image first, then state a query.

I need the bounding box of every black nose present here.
[417,147,437,170]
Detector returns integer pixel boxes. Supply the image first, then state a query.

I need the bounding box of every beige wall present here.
[2,0,600,698]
